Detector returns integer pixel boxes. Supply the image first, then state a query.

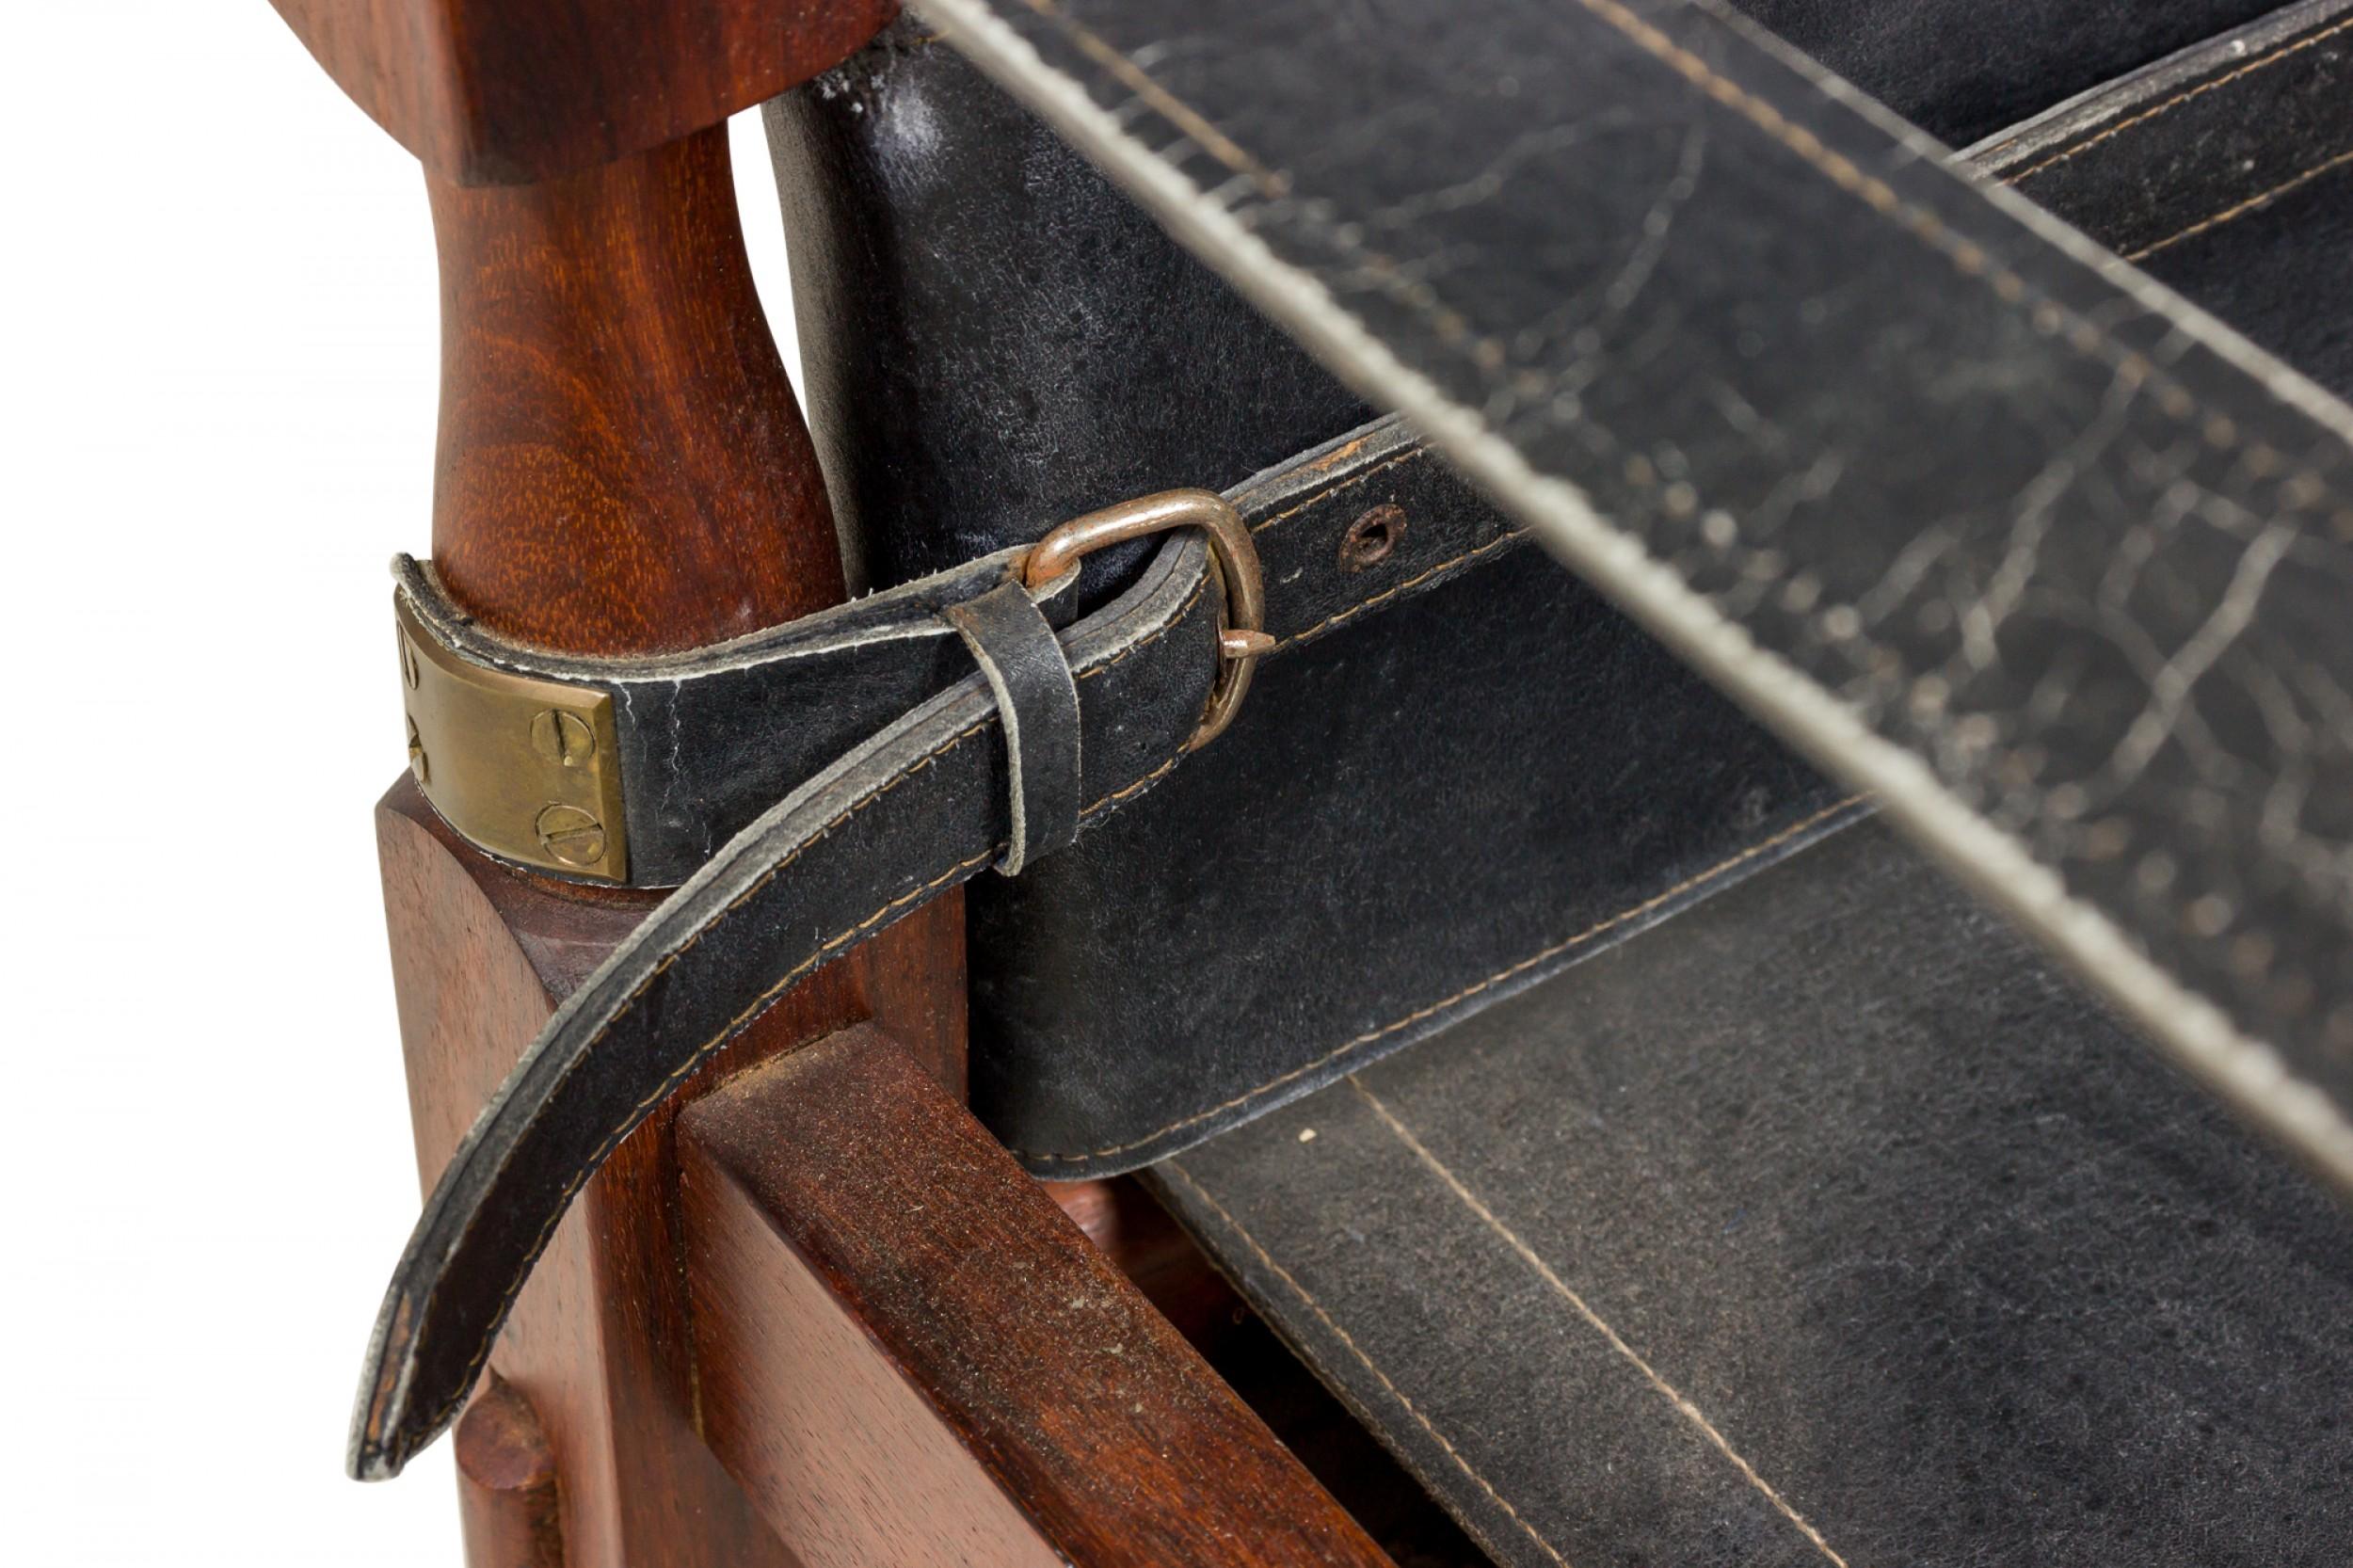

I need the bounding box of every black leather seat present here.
[1156,819,2353,1567]
[770,4,2353,1560]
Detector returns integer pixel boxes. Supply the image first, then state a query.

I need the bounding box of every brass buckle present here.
[1022,488,1273,748]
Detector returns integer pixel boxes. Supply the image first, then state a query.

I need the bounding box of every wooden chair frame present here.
[280,3,1404,1562]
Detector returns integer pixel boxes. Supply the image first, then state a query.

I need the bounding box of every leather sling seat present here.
[1158,816,2353,1567]
[770,1,2353,1561]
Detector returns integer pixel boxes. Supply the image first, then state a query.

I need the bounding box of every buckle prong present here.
[1022,489,1270,748]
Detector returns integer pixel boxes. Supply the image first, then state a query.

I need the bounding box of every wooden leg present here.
[375,95,972,1566]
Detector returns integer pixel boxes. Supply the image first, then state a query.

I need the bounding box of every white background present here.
[6,7,803,1560]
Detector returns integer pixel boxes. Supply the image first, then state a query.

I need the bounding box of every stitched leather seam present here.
[2122,145,2353,262]
[1019,0,2335,500]
[1156,1161,1577,1568]
[1016,794,1867,1163]
[2003,14,2353,186]
[1346,1080,1852,1568]
[402,579,1214,1446]
[1275,529,1528,650]
[1001,0,2353,1023]
[1250,442,1429,535]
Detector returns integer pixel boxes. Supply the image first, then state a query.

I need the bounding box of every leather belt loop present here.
[943,577,1083,875]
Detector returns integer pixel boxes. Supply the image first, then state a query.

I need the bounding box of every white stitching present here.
[1349,1080,1854,1567]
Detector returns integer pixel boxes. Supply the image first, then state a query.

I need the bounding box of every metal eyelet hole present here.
[1338,504,1406,572]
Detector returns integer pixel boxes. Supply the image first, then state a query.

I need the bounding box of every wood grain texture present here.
[379,780,965,1568]
[456,1375,565,1568]
[428,124,844,654]
[680,1027,1399,1568]
[269,0,897,184]
[1047,1176,1250,1352]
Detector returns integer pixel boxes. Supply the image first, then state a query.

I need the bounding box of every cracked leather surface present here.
[773,28,1857,1176]
[920,0,2353,1183]
[1159,820,2353,1568]
[764,29,1369,606]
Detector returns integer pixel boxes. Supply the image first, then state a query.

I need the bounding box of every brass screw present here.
[405,714,429,785]
[530,709,597,767]
[535,804,607,868]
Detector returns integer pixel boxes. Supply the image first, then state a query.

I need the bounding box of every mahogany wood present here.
[380,776,968,1568]
[455,1375,565,1568]
[427,125,843,654]
[1046,1177,1250,1352]
[376,95,968,1564]
[269,0,898,185]
[360,28,1391,1565]
[378,776,965,1553]
[679,1027,1399,1568]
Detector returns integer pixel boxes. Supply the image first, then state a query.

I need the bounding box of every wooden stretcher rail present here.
[680,1026,1398,1568]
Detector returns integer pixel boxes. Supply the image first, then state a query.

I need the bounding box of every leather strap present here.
[394,543,1080,888]
[945,578,1083,872]
[353,416,1525,1480]
[917,0,2353,1189]
[351,534,1223,1480]
[394,413,1514,888]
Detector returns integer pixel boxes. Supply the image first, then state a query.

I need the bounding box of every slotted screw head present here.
[534,804,607,867]
[530,709,596,767]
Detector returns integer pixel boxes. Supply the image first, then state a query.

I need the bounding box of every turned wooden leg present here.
[379,120,966,1568]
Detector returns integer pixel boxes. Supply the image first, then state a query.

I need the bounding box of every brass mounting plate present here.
[395,596,629,883]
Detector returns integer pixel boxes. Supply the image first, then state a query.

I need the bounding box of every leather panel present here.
[1732,0,2281,147]
[978,549,1863,1173]
[918,0,2353,1183]
[1159,820,2353,1568]
[771,24,1855,1177]
[763,28,1369,604]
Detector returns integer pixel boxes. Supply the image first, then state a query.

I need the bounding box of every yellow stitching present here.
[1157,1161,1578,1568]
[396,592,1218,1445]
[1080,753,1181,814]
[1347,1080,1853,1568]
[2123,146,2353,262]
[2003,15,2353,185]
[1012,0,1282,187]
[1251,443,1429,535]
[1017,794,1867,1162]
[1276,529,1528,650]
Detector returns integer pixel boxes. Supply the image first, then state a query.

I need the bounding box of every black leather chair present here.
[349,2,2353,1561]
